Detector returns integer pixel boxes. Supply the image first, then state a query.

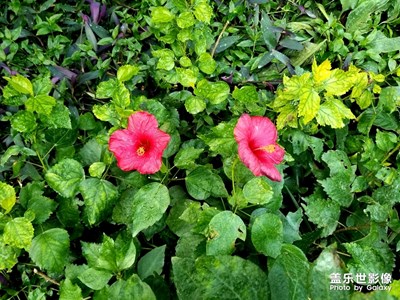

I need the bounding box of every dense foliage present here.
[1,0,400,299]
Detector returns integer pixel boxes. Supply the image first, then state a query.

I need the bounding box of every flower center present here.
[136,146,146,156]
[259,144,276,153]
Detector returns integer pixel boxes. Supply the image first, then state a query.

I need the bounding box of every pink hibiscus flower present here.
[109,111,170,174]
[234,114,285,181]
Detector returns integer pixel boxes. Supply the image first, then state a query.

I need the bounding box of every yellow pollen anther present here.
[259,144,275,153]
[136,146,145,156]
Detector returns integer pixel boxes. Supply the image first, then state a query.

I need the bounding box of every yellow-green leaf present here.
[151,7,175,23]
[25,95,56,115]
[350,72,368,98]
[312,59,331,84]
[357,90,373,109]
[282,73,312,99]
[4,74,33,96]
[298,88,320,124]
[193,1,213,24]
[276,103,298,130]
[316,99,354,128]
[0,182,16,213]
[324,69,353,96]
[3,217,34,249]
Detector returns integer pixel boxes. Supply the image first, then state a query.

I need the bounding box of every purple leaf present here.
[90,1,100,24]
[50,66,78,83]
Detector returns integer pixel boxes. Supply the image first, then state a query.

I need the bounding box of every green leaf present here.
[193,1,212,24]
[198,120,237,157]
[243,177,274,205]
[0,182,16,213]
[378,87,399,113]
[176,11,195,28]
[151,7,175,23]
[137,245,166,280]
[60,278,83,300]
[172,255,269,299]
[260,12,277,50]
[174,147,203,169]
[282,209,302,243]
[376,130,397,152]
[117,65,139,82]
[319,173,353,207]
[152,49,175,71]
[25,94,57,115]
[268,244,310,300]
[356,89,373,109]
[195,79,230,105]
[41,103,72,129]
[27,195,57,224]
[176,67,197,88]
[89,162,106,178]
[96,79,118,99]
[344,242,393,275]
[345,0,390,33]
[4,74,33,95]
[232,85,258,105]
[78,267,112,290]
[175,234,205,259]
[114,231,137,271]
[316,98,354,128]
[206,211,246,255]
[129,183,170,237]
[107,274,156,300]
[79,178,119,225]
[252,212,283,258]
[298,88,320,124]
[1,145,36,167]
[303,192,340,237]
[0,241,19,270]
[56,197,81,228]
[214,36,241,54]
[321,150,354,177]
[93,103,120,125]
[198,53,216,75]
[166,199,197,237]
[184,96,206,115]
[309,244,350,300]
[3,217,34,249]
[29,228,70,274]
[45,159,85,198]
[10,110,37,133]
[81,232,137,273]
[112,82,130,108]
[79,138,103,166]
[79,112,97,130]
[185,166,228,200]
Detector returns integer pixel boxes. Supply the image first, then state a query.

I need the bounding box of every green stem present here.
[231,156,239,196]
[381,142,400,165]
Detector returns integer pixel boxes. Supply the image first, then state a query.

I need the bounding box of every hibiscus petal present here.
[109,129,136,171]
[135,157,162,174]
[127,111,159,133]
[133,131,170,174]
[249,115,278,147]
[234,114,253,142]
[260,163,282,182]
[238,143,262,176]
[257,144,285,165]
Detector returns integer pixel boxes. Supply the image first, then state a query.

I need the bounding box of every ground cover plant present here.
[1,0,400,299]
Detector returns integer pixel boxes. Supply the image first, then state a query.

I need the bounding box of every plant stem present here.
[33,268,59,286]
[211,21,229,58]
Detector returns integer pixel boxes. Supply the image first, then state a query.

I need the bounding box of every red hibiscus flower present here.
[234,114,285,181]
[109,111,170,174]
